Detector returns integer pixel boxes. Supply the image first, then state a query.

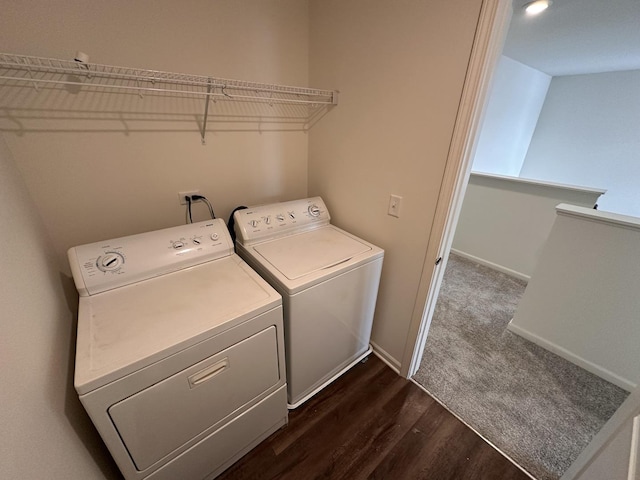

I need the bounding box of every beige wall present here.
[0,134,119,478]
[0,0,310,270]
[308,0,483,365]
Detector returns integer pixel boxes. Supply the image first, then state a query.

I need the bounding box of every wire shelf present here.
[0,53,338,142]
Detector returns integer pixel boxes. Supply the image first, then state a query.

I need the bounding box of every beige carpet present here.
[413,254,628,480]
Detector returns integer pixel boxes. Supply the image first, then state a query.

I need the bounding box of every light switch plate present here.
[388,194,402,218]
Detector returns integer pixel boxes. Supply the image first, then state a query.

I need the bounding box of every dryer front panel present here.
[108,326,279,471]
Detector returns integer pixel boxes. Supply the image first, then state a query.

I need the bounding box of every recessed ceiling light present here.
[524,0,552,15]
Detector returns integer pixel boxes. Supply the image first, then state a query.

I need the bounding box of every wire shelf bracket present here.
[0,53,339,143]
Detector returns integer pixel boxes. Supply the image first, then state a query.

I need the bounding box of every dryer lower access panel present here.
[108,326,280,471]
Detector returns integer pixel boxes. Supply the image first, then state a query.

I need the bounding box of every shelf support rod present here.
[26,68,39,91]
[201,78,213,145]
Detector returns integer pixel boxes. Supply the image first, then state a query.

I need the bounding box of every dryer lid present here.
[74,255,281,394]
[253,227,372,280]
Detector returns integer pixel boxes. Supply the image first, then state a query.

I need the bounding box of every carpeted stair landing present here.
[413,254,628,480]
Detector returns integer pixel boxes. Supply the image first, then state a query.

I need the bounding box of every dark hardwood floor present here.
[218,355,530,480]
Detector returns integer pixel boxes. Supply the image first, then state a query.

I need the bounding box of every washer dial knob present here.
[97,252,124,272]
[249,220,259,228]
[308,204,321,217]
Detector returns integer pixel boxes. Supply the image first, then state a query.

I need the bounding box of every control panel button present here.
[210,233,219,241]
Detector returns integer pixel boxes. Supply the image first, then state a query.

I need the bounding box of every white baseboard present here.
[370,341,401,374]
[507,320,636,392]
[450,249,530,282]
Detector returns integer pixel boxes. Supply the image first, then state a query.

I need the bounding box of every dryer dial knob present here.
[308,204,321,217]
[97,252,124,272]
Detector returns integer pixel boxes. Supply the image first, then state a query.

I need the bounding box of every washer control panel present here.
[234,197,330,245]
[68,218,233,296]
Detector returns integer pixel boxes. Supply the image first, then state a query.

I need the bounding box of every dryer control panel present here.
[68,218,233,296]
[234,197,330,246]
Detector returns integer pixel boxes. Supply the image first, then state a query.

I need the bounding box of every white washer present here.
[68,218,287,480]
[234,197,384,409]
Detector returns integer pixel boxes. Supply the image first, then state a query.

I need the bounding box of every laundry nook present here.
[4,1,638,480]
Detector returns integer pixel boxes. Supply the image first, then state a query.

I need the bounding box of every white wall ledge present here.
[556,203,640,232]
[471,171,607,196]
[453,173,605,278]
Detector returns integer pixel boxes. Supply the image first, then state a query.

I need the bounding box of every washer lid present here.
[254,227,372,280]
[74,255,281,395]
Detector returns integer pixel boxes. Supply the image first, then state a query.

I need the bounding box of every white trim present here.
[401,0,513,378]
[450,248,530,282]
[371,341,401,374]
[470,171,607,195]
[556,203,640,232]
[628,415,640,480]
[507,320,636,392]
[410,378,537,480]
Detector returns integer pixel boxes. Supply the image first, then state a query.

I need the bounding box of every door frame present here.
[559,386,640,479]
[400,0,513,378]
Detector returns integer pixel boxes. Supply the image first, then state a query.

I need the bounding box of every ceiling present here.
[503,0,640,76]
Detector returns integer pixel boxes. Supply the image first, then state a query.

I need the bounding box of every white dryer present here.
[234,197,384,409]
[68,218,287,480]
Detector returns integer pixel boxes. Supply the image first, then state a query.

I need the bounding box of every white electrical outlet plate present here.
[178,190,200,205]
[388,194,402,218]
